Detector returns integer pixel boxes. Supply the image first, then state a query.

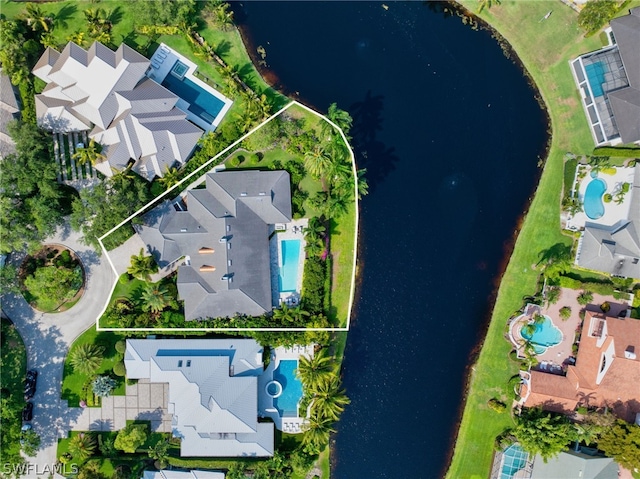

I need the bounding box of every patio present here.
[509,288,633,371]
[566,165,636,230]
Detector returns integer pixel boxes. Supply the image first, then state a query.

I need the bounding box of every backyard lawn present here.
[445,1,639,478]
[61,326,125,407]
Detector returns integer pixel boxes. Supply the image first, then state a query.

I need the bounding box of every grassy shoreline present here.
[444,1,640,477]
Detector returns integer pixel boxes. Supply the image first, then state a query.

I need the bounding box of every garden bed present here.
[18,244,85,312]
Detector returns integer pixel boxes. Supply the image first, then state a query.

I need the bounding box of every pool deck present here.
[146,43,233,131]
[269,219,308,308]
[509,289,632,373]
[566,165,635,230]
[258,345,314,434]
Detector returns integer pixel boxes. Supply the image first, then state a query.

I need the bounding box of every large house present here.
[530,449,618,479]
[136,169,292,320]
[570,7,640,145]
[125,338,274,457]
[32,41,205,180]
[575,164,640,279]
[520,309,640,422]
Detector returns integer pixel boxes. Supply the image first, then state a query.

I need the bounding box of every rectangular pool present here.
[278,239,301,293]
[162,67,225,125]
[273,359,303,417]
[584,61,607,98]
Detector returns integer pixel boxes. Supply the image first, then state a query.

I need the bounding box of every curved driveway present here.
[1,224,115,478]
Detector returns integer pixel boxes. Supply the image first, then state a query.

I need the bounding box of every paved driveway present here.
[1,225,115,478]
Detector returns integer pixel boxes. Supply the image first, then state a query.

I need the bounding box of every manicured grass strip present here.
[329,205,356,328]
[61,326,125,407]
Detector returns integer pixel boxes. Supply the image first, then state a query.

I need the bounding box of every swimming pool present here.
[521,315,562,354]
[162,65,225,125]
[272,359,303,417]
[585,61,607,98]
[584,178,606,220]
[278,239,301,293]
[500,444,528,479]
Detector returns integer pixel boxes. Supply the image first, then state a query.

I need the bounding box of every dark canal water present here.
[236,2,548,478]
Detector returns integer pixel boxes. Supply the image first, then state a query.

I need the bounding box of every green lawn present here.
[61,326,125,406]
[445,1,634,478]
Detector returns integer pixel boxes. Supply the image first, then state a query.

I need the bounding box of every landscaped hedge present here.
[558,276,616,296]
[301,256,326,315]
[592,146,640,158]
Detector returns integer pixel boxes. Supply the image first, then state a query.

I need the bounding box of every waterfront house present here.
[32,41,212,180]
[0,71,20,158]
[125,338,274,457]
[136,170,292,320]
[570,7,640,145]
[520,309,640,422]
[575,164,640,279]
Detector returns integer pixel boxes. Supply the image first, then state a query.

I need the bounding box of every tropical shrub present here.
[69,433,97,461]
[92,375,116,398]
[487,398,507,413]
[112,361,126,377]
[600,301,610,313]
[559,306,572,321]
[603,193,612,203]
[577,290,594,305]
[578,0,620,37]
[114,424,148,453]
[115,340,126,354]
[301,257,326,314]
[70,344,105,375]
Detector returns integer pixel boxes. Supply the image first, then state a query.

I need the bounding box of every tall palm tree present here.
[297,349,334,391]
[66,30,87,47]
[321,103,353,139]
[213,2,234,30]
[72,139,105,166]
[301,411,335,454]
[140,283,171,314]
[356,169,369,199]
[304,146,334,180]
[23,3,52,32]
[69,343,104,375]
[477,0,501,13]
[69,432,97,461]
[311,375,350,421]
[127,248,158,281]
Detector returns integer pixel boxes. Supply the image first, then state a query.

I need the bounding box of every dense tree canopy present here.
[114,424,147,453]
[131,0,196,27]
[512,408,577,461]
[597,420,640,471]
[577,0,620,37]
[0,121,66,253]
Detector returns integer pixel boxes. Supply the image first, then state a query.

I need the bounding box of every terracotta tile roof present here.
[524,311,640,422]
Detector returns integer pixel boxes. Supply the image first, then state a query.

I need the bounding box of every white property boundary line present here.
[97,100,359,333]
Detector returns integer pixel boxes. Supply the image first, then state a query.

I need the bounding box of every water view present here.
[236,2,548,477]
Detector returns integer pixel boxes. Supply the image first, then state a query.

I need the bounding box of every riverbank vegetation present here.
[447,1,640,478]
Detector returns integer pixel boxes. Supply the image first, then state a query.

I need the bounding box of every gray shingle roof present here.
[138,170,292,320]
[611,7,640,90]
[608,88,640,144]
[531,450,618,479]
[125,339,273,457]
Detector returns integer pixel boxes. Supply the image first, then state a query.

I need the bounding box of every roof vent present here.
[199,265,216,272]
[180,228,187,232]
[240,192,247,197]
[625,346,636,360]
[259,191,266,196]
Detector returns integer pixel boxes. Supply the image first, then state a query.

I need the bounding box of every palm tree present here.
[311,375,351,421]
[69,343,104,375]
[127,248,158,281]
[477,0,501,13]
[72,139,105,166]
[297,349,334,391]
[213,2,234,30]
[304,217,326,238]
[321,103,353,139]
[356,169,369,199]
[304,146,334,180]
[325,194,349,219]
[301,411,335,454]
[159,166,181,189]
[23,3,52,32]
[140,283,171,314]
[69,432,97,461]
[39,32,58,49]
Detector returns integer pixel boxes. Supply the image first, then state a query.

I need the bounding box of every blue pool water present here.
[522,315,562,354]
[278,239,301,292]
[584,178,606,220]
[273,360,303,417]
[162,66,225,124]
[500,444,528,479]
[585,61,607,97]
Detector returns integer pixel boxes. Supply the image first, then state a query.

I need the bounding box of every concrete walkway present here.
[0,225,115,478]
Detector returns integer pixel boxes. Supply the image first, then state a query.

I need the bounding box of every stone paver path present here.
[66,379,172,433]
